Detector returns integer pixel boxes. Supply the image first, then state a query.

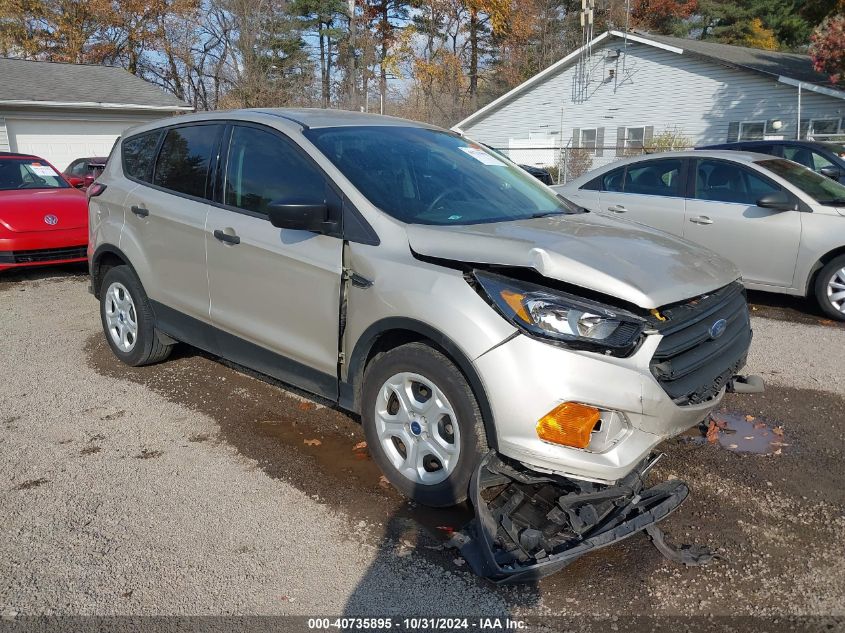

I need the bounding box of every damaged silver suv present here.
[89,110,760,580]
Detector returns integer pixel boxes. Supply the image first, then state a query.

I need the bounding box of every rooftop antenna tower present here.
[577,0,595,101]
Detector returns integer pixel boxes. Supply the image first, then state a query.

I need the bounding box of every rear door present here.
[205,123,343,398]
[122,123,223,322]
[684,157,801,287]
[597,158,688,236]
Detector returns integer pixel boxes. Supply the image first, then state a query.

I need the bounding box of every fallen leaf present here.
[705,420,720,444]
[819,319,835,326]
[352,441,368,451]
[773,448,782,456]
[378,475,390,489]
[745,415,755,422]
[303,438,321,446]
[772,426,784,437]
[753,421,767,429]
[298,401,316,411]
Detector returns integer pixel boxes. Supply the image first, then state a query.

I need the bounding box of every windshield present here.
[758,158,845,206]
[0,158,68,191]
[305,126,576,225]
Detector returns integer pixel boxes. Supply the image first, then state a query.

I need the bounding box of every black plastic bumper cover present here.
[453,452,689,585]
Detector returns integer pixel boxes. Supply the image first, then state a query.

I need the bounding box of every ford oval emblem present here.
[43,214,58,226]
[709,318,728,340]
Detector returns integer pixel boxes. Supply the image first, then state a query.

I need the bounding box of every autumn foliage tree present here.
[810,13,845,83]
[632,0,697,34]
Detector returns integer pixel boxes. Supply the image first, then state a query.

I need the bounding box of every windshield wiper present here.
[530,211,567,218]
[821,198,845,206]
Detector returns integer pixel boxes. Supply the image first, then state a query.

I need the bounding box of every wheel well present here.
[91,249,130,298]
[807,246,845,296]
[347,325,498,450]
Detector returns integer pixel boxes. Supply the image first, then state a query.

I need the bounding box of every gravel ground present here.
[1,268,844,618]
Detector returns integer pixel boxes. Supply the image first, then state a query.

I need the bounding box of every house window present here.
[625,127,645,152]
[739,121,766,141]
[810,119,841,138]
[581,128,597,153]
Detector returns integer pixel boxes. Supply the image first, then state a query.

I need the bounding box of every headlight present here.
[473,271,645,355]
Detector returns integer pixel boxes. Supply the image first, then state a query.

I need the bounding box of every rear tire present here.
[361,342,487,507]
[814,255,845,321]
[100,265,173,366]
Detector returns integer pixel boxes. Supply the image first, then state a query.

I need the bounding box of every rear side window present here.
[122,131,162,182]
[624,159,684,197]
[601,167,625,192]
[224,125,326,215]
[153,125,222,199]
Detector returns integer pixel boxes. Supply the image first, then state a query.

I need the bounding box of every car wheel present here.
[814,255,845,321]
[100,266,173,366]
[361,342,487,507]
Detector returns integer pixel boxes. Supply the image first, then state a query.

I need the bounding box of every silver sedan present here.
[555,150,845,320]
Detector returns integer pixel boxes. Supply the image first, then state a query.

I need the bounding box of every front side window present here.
[153,125,222,198]
[758,158,845,206]
[123,131,162,182]
[623,159,683,197]
[739,121,765,141]
[304,126,577,225]
[695,159,779,205]
[0,158,68,190]
[224,125,326,215]
[601,167,625,192]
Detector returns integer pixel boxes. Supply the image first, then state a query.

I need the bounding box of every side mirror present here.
[756,191,795,211]
[66,176,85,189]
[267,200,335,233]
[819,165,843,180]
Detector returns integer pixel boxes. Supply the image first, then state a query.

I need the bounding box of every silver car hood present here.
[406,213,740,309]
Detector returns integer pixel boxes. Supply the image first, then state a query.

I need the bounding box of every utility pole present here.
[348,0,358,110]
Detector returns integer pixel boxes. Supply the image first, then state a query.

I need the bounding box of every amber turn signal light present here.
[536,402,601,449]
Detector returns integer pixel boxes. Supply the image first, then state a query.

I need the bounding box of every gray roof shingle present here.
[0,58,191,110]
[631,31,833,86]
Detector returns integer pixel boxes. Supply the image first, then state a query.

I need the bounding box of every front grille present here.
[650,282,752,405]
[0,246,87,264]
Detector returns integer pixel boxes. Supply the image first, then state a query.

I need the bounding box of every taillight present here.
[87,183,107,198]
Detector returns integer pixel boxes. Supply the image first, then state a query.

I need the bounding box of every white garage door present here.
[7,118,147,171]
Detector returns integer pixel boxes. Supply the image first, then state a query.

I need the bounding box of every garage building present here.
[0,58,192,170]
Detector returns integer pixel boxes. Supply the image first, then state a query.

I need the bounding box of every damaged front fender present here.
[452,451,695,584]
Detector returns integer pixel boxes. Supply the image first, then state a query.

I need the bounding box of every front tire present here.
[814,255,845,321]
[361,342,487,507]
[100,265,173,366]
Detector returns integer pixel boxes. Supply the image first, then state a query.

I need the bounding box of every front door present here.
[684,158,801,288]
[598,158,687,236]
[205,124,344,398]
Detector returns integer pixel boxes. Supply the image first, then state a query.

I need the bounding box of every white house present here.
[0,58,192,170]
[454,31,845,174]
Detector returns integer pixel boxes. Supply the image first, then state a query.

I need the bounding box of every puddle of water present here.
[685,411,788,455]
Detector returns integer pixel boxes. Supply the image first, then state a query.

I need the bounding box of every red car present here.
[63,156,108,191]
[0,152,88,273]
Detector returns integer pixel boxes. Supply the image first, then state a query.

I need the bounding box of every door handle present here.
[213,229,241,245]
[689,215,714,225]
[130,205,149,218]
[607,204,627,213]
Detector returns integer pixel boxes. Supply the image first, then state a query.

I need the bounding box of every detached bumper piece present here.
[453,452,697,584]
